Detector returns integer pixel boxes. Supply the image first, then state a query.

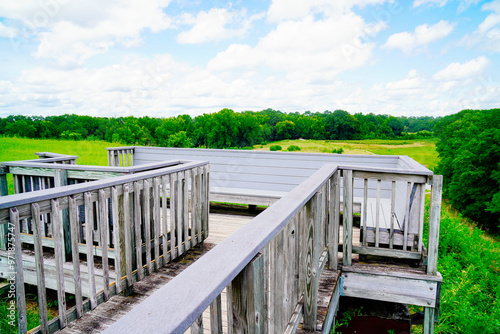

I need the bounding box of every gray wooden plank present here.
[85,192,98,310]
[32,203,49,333]
[51,199,68,328]
[69,196,83,318]
[427,175,443,276]
[99,189,110,301]
[12,208,28,333]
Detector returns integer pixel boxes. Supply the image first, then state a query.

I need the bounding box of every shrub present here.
[332,148,344,154]
[269,145,282,151]
[286,145,301,152]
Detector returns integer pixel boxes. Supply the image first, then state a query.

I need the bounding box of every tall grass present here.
[433,202,500,333]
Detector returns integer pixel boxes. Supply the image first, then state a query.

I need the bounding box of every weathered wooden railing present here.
[108,147,135,167]
[105,164,442,334]
[0,160,209,334]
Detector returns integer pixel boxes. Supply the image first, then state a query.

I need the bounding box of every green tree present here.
[275,120,295,140]
[167,131,193,148]
[435,109,500,231]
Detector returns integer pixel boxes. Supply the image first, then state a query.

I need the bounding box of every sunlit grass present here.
[254,138,439,170]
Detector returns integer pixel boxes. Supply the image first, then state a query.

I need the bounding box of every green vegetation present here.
[269,145,282,151]
[0,110,440,150]
[332,148,344,154]
[428,201,500,333]
[0,137,114,166]
[286,145,301,151]
[435,109,500,231]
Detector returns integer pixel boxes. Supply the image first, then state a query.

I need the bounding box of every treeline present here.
[0,109,438,148]
[435,108,500,232]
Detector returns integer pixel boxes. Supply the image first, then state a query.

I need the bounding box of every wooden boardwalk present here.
[56,211,356,333]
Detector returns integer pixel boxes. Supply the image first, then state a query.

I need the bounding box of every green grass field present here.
[0,137,118,166]
[255,138,439,170]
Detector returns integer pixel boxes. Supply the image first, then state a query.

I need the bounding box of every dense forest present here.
[435,109,500,232]
[0,109,438,148]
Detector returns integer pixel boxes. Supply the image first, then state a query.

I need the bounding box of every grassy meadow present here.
[0,137,117,166]
[254,138,439,170]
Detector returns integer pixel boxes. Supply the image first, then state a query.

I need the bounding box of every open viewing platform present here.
[0,147,443,334]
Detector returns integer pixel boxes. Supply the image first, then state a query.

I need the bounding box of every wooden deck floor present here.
[57,212,356,334]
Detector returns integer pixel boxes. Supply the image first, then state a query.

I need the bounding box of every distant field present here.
[254,138,439,170]
[0,137,120,166]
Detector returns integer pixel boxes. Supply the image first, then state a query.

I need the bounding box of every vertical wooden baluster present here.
[274,229,285,332]
[85,192,97,309]
[404,182,411,250]
[183,171,190,251]
[134,181,143,280]
[123,184,133,288]
[362,178,368,246]
[69,196,83,317]
[197,167,203,244]
[112,186,123,294]
[177,172,184,256]
[343,170,353,266]
[121,150,125,167]
[32,203,49,333]
[99,189,110,301]
[230,253,265,333]
[190,168,198,244]
[210,294,223,334]
[144,179,152,275]
[12,208,28,333]
[170,173,177,259]
[190,314,203,334]
[329,171,340,270]
[304,193,321,331]
[203,165,210,238]
[51,199,67,328]
[162,175,170,263]
[418,183,426,253]
[154,177,161,270]
[375,180,381,248]
[390,181,396,249]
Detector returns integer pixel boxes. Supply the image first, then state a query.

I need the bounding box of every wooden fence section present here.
[107,147,135,167]
[103,165,443,334]
[0,160,209,334]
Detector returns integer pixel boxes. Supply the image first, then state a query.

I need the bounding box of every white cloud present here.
[177,8,263,44]
[266,0,389,22]
[0,21,18,38]
[382,20,455,54]
[432,56,490,81]
[413,0,449,8]
[0,0,173,67]
[460,0,500,52]
[208,13,385,83]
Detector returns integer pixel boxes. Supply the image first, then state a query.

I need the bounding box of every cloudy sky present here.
[0,0,498,118]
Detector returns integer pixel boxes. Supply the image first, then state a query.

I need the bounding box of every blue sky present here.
[0,0,498,118]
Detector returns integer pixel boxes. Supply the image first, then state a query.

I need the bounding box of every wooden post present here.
[424,175,442,334]
[343,169,353,266]
[230,253,266,333]
[51,199,67,328]
[423,307,435,334]
[427,175,442,276]
[328,170,340,270]
[0,167,8,249]
[210,294,223,334]
[54,169,71,261]
[304,193,321,331]
[12,208,28,333]
[32,203,49,333]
